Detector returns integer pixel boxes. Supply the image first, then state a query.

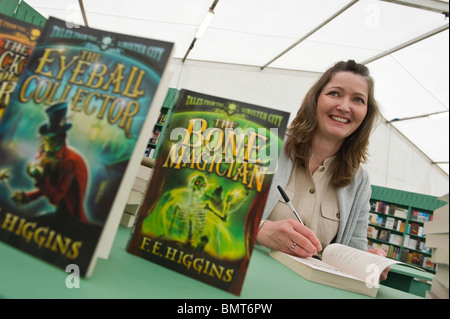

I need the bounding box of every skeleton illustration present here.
[168,174,221,249]
[157,173,246,251]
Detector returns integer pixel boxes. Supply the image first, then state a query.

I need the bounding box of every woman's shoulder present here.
[355,164,370,180]
[339,165,371,197]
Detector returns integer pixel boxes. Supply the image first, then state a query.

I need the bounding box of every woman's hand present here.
[257,219,322,258]
[366,248,390,281]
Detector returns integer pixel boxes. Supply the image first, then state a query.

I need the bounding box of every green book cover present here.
[0,17,173,277]
[127,89,290,295]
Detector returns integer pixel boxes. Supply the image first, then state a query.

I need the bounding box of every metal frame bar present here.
[260,0,359,70]
[79,0,89,27]
[379,0,449,15]
[362,23,449,64]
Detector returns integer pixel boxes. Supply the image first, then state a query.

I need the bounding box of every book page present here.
[290,255,362,281]
[322,244,400,283]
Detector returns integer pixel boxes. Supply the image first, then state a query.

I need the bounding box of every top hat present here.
[39,102,72,136]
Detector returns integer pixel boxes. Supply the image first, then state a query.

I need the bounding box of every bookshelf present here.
[144,88,178,158]
[367,185,446,273]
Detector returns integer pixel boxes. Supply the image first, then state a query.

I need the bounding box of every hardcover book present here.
[0,14,41,120]
[127,89,289,295]
[0,17,173,277]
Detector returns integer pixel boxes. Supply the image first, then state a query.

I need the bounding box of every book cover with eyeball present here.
[0,17,173,277]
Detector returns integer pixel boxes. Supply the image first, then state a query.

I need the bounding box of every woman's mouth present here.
[330,115,349,123]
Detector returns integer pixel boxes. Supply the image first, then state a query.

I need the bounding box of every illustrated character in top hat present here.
[12,102,90,225]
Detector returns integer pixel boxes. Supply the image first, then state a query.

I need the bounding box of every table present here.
[1,225,421,300]
[382,263,434,297]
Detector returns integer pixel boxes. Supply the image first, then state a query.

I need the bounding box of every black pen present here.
[277,185,305,225]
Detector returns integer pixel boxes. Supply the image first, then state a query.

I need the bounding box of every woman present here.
[257,60,387,277]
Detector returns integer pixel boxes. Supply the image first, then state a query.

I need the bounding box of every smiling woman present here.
[315,71,368,153]
[283,60,380,187]
[256,59,390,281]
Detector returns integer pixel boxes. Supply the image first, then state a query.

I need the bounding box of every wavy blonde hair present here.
[285,60,381,187]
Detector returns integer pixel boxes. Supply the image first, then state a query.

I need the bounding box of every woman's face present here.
[316,71,368,143]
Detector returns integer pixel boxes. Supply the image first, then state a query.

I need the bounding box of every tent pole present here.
[379,0,449,15]
[78,0,89,27]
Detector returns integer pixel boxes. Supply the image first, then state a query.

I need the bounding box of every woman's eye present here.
[354,97,366,104]
[328,91,339,97]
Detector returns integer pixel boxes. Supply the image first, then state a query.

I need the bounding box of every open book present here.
[270,243,403,297]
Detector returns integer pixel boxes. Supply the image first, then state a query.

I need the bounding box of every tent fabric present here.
[20,0,450,196]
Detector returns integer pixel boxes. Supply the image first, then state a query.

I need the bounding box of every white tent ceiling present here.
[24,0,450,174]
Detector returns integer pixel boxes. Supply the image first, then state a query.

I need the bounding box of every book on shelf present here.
[127,89,290,296]
[373,201,390,214]
[149,129,160,144]
[387,245,401,259]
[367,225,378,239]
[403,235,419,251]
[385,217,395,229]
[375,215,383,225]
[372,201,409,216]
[388,233,402,246]
[156,111,167,125]
[408,222,422,236]
[368,240,401,260]
[144,146,156,158]
[410,210,431,223]
[422,256,435,269]
[393,207,408,219]
[396,219,405,232]
[0,17,174,277]
[378,229,390,241]
[369,212,378,224]
[270,243,405,297]
[401,249,426,268]
[0,14,41,121]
